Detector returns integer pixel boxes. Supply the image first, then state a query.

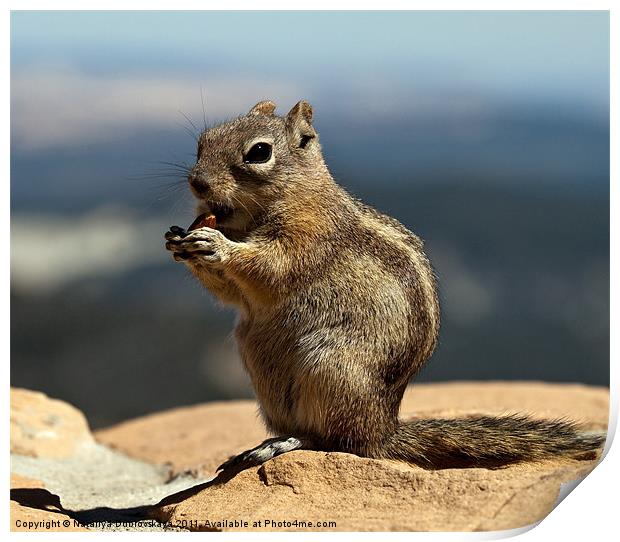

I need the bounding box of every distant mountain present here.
[11,105,608,215]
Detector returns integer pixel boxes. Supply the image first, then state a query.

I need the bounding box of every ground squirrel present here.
[164,100,605,470]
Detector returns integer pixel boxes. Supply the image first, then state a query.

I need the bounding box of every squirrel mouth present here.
[208,202,234,223]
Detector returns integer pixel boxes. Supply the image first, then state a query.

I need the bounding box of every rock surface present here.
[154,452,596,532]
[10,388,203,532]
[11,387,94,459]
[96,400,268,477]
[10,473,87,532]
[96,382,609,531]
[10,382,609,532]
[95,381,609,479]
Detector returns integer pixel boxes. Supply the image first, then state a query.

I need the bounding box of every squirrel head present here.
[188,99,328,233]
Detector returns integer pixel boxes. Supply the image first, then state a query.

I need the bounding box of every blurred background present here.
[11,11,609,428]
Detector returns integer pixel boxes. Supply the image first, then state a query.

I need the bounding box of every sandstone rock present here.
[153,451,597,531]
[10,474,87,532]
[11,382,608,532]
[96,382,609,479]
[95,400,269,476]
[11,388,94,459]
[96,381,608,531]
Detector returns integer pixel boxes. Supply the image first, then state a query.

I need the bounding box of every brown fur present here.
[165,100,605,468]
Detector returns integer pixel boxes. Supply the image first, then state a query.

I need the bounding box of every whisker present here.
[243,191,267,213]
[126,160,191,193]
[156,160,193,172]
[154,188,187,201]
[200,86,208,131]
[178,110,201,135]
[128,170,189,179]
[169,189,195,220]
[175,121,199,143]
[230,193,257,226]
[232,195,263,231]
[146,180,188,193]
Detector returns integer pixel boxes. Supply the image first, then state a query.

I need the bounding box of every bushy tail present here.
[382,415,606,469]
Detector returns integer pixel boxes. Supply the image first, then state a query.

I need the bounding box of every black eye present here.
[243,142,272,164]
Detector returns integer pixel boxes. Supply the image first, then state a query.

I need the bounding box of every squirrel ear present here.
[286,100,313,124]
[285,100,316,148]
[248,100,276,116]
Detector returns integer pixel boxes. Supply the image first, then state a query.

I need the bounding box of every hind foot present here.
[217,436,308,471]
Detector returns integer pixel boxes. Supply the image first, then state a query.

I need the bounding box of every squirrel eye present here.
[243,142,272,164]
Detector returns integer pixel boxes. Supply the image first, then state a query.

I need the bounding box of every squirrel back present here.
[165,99,605,469]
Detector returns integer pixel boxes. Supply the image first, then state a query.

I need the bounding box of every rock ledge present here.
[11,382,609,532]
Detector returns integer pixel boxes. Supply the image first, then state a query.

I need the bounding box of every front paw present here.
[165,226,231,265]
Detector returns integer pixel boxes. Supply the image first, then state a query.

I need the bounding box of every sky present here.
[11,11,609,151]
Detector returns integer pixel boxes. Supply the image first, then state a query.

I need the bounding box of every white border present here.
[4,2,615,540]
[1,1,617,10]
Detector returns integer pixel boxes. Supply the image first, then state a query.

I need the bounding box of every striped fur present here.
[167,100,605,468]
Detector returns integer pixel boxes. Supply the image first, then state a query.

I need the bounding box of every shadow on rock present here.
[156,462,254,509]
[11,487,152,526]
[11,488,64,514]
[11,464,249,529]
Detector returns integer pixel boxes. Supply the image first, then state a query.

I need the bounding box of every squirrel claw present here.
[169,225,186,235]
[165,227,186,241]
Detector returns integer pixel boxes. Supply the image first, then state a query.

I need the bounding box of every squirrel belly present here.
[164,99,606,470]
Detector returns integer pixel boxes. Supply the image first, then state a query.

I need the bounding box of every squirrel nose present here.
[188,170,210,195]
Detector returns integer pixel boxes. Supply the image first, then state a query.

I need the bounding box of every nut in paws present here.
[164,226,232,265]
